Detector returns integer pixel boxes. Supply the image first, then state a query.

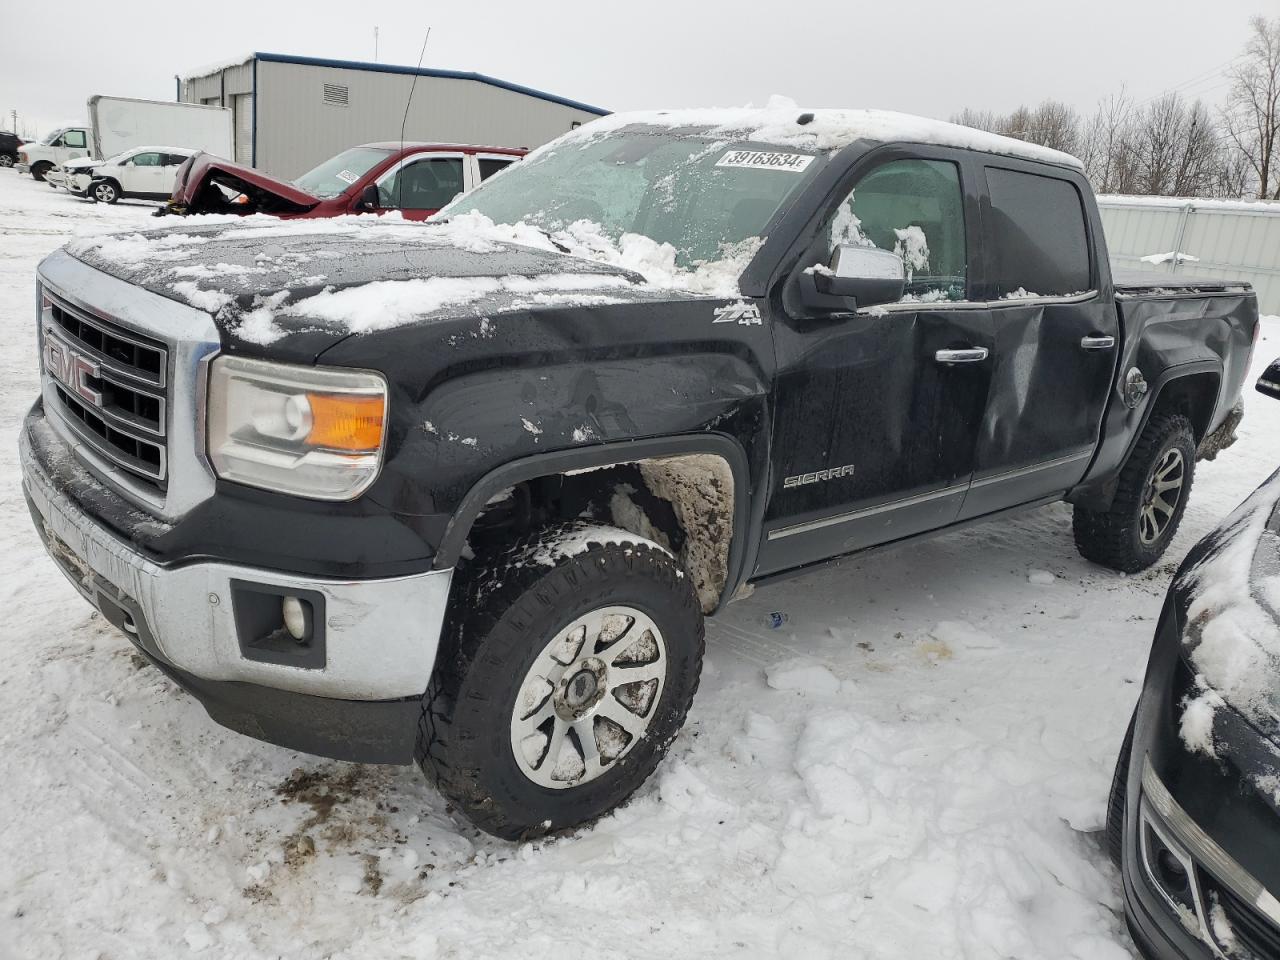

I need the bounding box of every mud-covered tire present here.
[415,523,705,840]
[30,162,52,182]
[1073,413,1196,573]
[1106,710,1136,867]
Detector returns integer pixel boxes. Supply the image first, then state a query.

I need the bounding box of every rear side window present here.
[478,158,514,181]
[985,167,1090,297]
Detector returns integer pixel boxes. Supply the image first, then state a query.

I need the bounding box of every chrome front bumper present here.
[21,420,452,701]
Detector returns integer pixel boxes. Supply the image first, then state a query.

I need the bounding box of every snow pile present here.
[525,523,673,568]
[66,230,209,265]
[255,272,635,341]
[1177,469,1280,754]
[564,96,1084,170]
[69,208,761,340]
[1140,251,1201,266]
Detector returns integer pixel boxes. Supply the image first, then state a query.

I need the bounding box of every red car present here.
[160,142,526,219]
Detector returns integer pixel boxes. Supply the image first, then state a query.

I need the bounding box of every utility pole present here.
[374,26,379,63]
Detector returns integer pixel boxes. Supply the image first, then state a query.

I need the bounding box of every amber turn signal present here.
[305,393,385,451]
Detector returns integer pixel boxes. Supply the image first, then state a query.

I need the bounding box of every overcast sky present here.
[0,0,1265,137]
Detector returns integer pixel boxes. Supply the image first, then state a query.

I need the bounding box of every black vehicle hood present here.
[64,218,674,360]
[1175,468,1280,747]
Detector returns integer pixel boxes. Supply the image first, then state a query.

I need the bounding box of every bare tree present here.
[951,108,1002,134]
[1080,92,1139,193]
[1223,15,1280,198]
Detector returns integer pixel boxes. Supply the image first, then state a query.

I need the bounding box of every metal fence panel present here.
[1097,196,1280,315]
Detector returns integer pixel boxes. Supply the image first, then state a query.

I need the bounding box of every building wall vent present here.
[322,83,349,107]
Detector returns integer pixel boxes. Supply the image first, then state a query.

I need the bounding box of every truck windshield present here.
[437,128,823,267]
[39,128,67,145]
[294,147,393,199]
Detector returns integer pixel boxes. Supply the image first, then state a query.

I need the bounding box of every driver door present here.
[757,150,994,575]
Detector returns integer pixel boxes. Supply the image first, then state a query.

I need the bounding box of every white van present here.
[17,127,91,181]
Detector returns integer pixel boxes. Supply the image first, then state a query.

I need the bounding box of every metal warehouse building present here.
[178,52,608,178]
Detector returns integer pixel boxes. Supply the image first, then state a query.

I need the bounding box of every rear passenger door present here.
[959,162,1118,518]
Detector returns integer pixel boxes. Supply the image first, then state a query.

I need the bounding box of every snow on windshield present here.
[439,127,817,270]
[1177,470,1280,756]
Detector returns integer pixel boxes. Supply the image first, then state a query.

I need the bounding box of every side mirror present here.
[1257,358,1280,400]
[358,183,380,211]
[815,245,906,307]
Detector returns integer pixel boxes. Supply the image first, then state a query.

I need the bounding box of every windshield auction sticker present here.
[715,150,814,172]
[335,169,360,184]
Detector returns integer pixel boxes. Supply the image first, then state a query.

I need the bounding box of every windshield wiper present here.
[534,227,572,254]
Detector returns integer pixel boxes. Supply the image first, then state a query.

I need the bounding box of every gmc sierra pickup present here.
[20,107,1259,840]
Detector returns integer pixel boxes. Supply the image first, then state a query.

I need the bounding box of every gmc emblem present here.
[43,329,102,408]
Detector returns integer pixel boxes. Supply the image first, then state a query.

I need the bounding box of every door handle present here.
[935,347,989,364]
[1081,335,1116,351]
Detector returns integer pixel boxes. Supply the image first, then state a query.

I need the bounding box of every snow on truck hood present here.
[64,212,739,345]
[553,98,1085,170]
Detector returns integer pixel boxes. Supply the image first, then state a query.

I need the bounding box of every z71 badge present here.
[713,302,762,326]
[784,464,855,489]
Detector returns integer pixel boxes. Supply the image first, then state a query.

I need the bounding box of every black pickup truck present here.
[21,108,1259,839]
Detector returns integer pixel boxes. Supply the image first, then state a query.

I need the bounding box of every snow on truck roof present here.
[565,100,1084,170]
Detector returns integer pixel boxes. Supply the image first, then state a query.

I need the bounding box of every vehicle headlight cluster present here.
[207,356,387,500]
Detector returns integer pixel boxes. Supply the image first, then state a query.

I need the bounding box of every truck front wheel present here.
[30,161,52,182]
[1072,412,1196,572]
[415,523,704,840]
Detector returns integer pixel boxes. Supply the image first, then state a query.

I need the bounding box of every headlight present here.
[207,355,387,500]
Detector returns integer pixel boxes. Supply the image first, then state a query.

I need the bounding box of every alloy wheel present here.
[509,605,667,789]
[1139,448,1185,544]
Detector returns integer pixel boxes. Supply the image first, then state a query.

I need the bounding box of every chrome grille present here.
[42,292,168,487]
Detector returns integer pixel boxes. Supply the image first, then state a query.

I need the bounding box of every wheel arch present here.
[1070,360,1221,511]
[433,434,755,614]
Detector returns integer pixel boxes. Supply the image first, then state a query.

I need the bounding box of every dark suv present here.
[0,130,25,167]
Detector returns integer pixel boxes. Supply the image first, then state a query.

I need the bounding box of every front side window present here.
[380,157,465,210]
[63,130,86,149]
[129,152,162,167]
[827,158,967,302]
[985,167,1090,298]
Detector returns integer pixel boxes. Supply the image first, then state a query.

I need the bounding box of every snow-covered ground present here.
[0,168,1277,960]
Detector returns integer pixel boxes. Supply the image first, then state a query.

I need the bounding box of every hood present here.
[63,217,653,355]
[164,153,320,217]
[1177,468,1280,746]
[63,157,100,171]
